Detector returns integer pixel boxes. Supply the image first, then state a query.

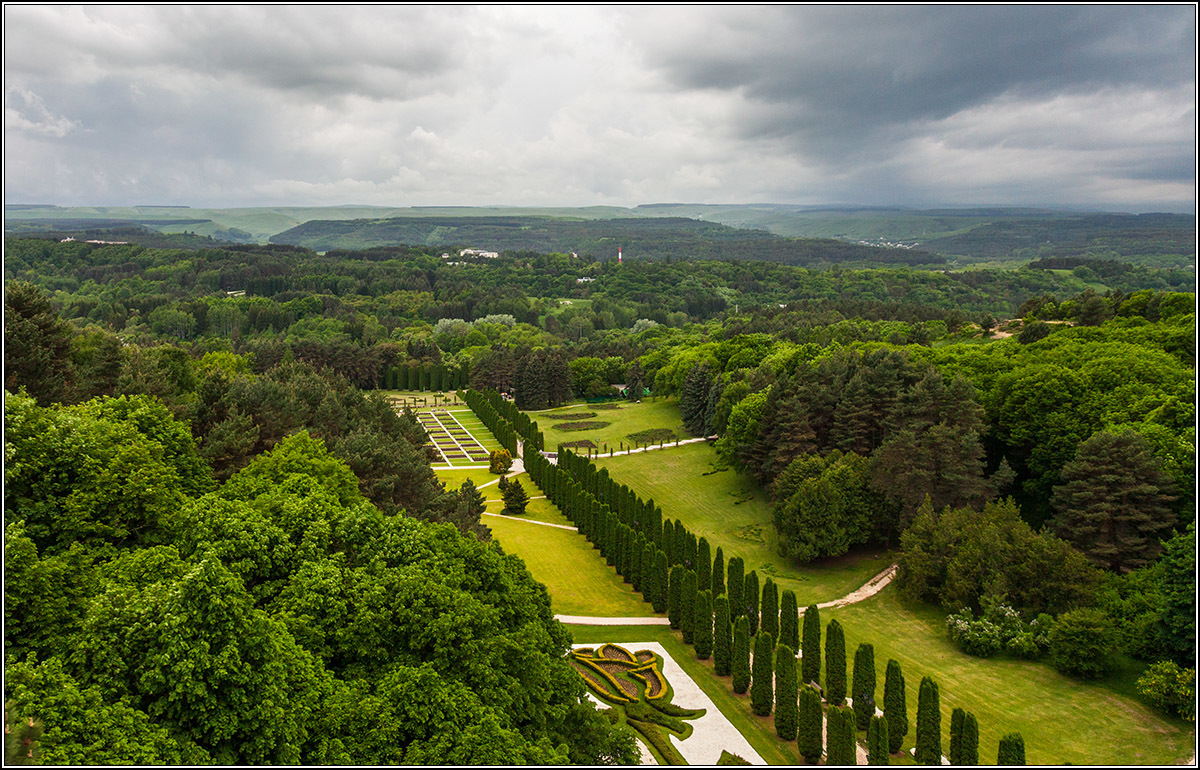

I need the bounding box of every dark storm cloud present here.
[4,5,1196,210]
[630,5,1194,156]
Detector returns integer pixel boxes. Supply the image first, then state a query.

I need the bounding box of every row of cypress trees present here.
[463,393,1025,765]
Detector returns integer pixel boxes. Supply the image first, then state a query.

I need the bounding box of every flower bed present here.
[553,421,611,431]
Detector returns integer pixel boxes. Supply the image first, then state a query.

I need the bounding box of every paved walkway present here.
[481,512,577,532]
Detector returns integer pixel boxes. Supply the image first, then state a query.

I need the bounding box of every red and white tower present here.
[618,246,623,264]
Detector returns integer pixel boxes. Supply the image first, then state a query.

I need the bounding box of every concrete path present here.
[555,615,670,625]
[481,512,577,532]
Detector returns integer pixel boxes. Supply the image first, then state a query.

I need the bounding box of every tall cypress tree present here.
[714,594,733,675]
[853,643,877,731]
[751,630,775,716]
[780,589,799,653]
[733,616,751,694]
[680,569,698,645]
[883,659,908,754]
[962,712,979,765]
[668,565,684,629]
[652,550,669,613]
[802,604,822,688]
[868,715,891,765]
[950,708,965,765]
[744,570,760,635]
[775,643,798,740]
[997,734,1024,765]
[712,546,726,598]
[728,556,744,622]
[761,578,780,641]
[915,677,941,765]
[697,537,712,595]
[826,619,847,705]
[827,705,858,766]
[798,685,824,763]
[637,540,653,597]
[694,589,714,659]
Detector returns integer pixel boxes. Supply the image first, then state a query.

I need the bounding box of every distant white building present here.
[459,248,499,259]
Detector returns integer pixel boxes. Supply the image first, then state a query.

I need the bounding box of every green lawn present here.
[567,624,804,766]
[596,442,894,606]
[824,584,1193,766]
[529,398,689,454]
[487,512,657,618]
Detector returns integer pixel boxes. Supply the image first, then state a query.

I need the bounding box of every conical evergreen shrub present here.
[884,659,908,754]
[694,589,714,659]
[798,685,824,763]
[714,594,733,676]
[802,604,821,688]
[761,578,779,641]
[868,714,890,765]
[853,643,876,731]
[780,589,799,653]
[826,619,847,705]
[751,630,775,716]
[775,643,798,740]
[733,616,751,694]
[997,734,1024,765]
[915,676,941,765]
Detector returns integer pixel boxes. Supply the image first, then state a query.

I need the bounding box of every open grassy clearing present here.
[433,467,499,492]
[530,398,689,453]
[487,512,657,618]
[568,624,803,766]
[824,584,1193,766]
[596,442,894,606]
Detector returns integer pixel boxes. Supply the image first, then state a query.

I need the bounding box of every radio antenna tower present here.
[618,246,623,265]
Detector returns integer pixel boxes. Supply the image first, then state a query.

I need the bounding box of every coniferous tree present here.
[744,570,760,635]
[501,476,530,515]
[950,708,965,765]
[668,565,684,629]
[884,659,909,754]
[751,630,775,716]
[961,712,979,765]
[697,537,712,596]
[997,734,1025,765]
[712,546,726,598]
[802,605,821,688]
[733,616,751,694]
[826,619,847,705]
[798,685,824,763]
[853,643,877,731]
[775,643,799,740]
[637,540,653,596]
[652,550,669,613]
[694,589,714,659]
[915,677,941,765]
[680,569,698,645]
[781,589,799,653]
[868,714,891,765]
[714,594,733,676]
[1050,429,1177,573]
[827,705,858,766]
[724,554,744,618]
[761,577,780,641]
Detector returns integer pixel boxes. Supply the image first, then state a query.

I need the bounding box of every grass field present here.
[824,584,1193,766]
[486,510,657,618]
[529,398,689,454]
[596,442,894,606]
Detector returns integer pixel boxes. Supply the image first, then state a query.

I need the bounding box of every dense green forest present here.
[4,231,1195,761]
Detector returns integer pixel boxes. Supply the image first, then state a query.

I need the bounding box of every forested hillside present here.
[4,232,1195,761]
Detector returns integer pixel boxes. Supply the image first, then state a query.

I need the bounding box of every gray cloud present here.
[3,5,1195,211]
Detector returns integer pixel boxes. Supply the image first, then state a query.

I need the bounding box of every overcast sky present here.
[4,5,1196,212]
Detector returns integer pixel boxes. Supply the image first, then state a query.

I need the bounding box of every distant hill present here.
[267,215,942,266]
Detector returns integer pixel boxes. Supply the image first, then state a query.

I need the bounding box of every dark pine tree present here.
[775,642,798,740]
[733,616,751,694]
[694,589,714,660]
[668,565,684,629]
[950,708,965,765]
[652,550,669,613]
[962,712,979,765]
[751,630,776,716]
[744,570,760,635]
[997,734,1025,766]
[802,604,822,689]
[915,676,941,765]
[728,556,745,623]
[761,577,780,641]
[697,537,712,597]
[884,659,909,754]
[868,714,891,765]
[826,619,847,705]
[714,594,733,676]
[798,685,824,763]
[852,643,876,731]
[712,546,726,598]
[781,589,799,654]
